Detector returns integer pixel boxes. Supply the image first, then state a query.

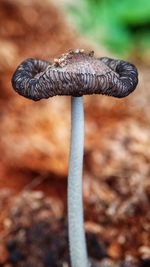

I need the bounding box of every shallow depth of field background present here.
[0,0,150,266]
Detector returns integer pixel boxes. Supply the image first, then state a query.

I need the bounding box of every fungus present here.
[11,49,138,267]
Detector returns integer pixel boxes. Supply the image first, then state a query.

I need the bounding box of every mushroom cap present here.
[12,49,138,101]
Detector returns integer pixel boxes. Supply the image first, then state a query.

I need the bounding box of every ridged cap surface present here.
[12,49,138,101]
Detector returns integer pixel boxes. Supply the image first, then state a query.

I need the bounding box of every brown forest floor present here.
[0,1,150,267]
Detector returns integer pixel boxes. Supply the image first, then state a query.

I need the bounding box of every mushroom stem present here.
[68,96,89,267]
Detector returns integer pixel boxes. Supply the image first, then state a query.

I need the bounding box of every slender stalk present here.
[68,96,89,267]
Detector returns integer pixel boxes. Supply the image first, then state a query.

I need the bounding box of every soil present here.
[0,1,150,267]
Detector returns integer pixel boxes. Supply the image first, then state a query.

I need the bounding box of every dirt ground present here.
[0,0,150,267]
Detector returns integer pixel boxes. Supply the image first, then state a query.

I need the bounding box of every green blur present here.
[66,0,150,58]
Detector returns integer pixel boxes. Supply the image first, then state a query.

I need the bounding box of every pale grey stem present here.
[68,96,89,267]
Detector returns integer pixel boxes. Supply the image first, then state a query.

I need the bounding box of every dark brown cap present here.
[11,49,138,101]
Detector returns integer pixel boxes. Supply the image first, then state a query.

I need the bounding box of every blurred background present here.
[0,0,150,266]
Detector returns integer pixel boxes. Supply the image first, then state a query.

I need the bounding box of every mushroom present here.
[11,49,138,267]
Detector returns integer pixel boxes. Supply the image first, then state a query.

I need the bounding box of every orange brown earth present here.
[0,0,150,266]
